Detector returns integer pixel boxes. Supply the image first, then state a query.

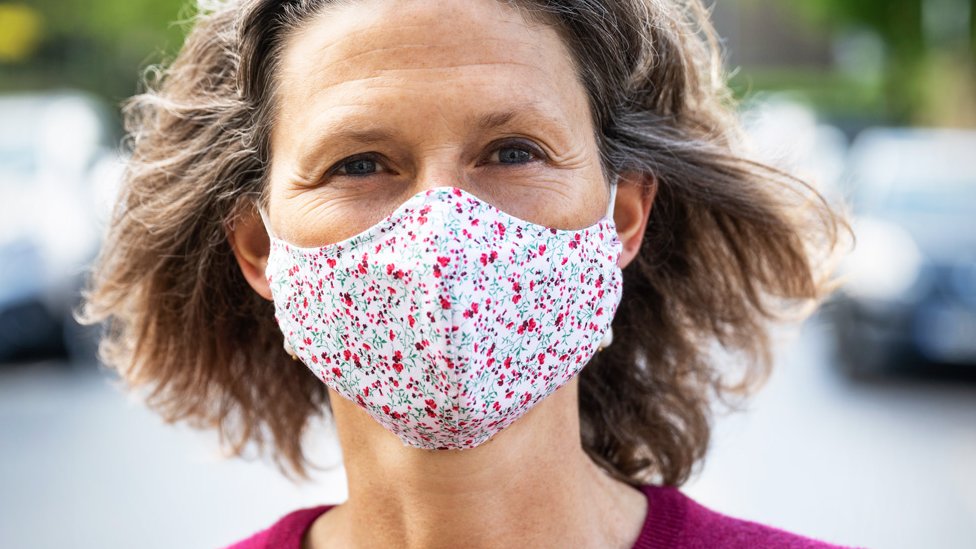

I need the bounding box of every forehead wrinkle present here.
[281,57,565,130]
[278,5,561,92]
[364,60,556,79]
[315,34,532,64]
[288,6,539,54]
[287,41,554,90]
[282,7,538,67]
[279,43,558,128]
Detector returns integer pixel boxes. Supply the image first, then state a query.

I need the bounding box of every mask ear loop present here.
[605,179,618,220]
[598,179,618,352]
[253,200,299,361]
[255,200,277,239]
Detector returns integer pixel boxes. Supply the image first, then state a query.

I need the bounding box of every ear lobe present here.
[226,208,274,301]
[612,172,657,270]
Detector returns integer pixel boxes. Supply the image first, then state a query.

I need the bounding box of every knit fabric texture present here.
[223,484,864,548]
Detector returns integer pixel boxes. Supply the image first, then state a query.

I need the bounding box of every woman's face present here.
[264,0,610,247]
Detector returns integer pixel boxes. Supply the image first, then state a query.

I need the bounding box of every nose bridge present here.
[413,151,466,193]
[398,94,487,198]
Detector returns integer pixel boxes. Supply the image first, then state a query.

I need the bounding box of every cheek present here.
[571,163,612,226]
[517,145,608,231]
[267,182,379,248]
[504,170,606,230]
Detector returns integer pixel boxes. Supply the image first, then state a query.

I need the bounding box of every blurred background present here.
[1,1,974,548]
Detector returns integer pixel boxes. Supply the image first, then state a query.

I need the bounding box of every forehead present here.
[272,0,588,137]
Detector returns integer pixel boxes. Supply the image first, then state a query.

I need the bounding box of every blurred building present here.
[713,0,833,69]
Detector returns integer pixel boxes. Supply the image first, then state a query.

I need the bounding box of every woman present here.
[81,0,858,547]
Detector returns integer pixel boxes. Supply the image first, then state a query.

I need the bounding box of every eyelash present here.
[325,140,546,178]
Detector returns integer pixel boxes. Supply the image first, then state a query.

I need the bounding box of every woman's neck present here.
[311,379,648,549]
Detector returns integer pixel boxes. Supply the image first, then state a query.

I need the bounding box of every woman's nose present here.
[410,154,473,194]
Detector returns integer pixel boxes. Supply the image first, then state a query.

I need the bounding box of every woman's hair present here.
[81,0,846,486]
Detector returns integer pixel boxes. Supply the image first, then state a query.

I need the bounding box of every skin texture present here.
[229,0,657,547]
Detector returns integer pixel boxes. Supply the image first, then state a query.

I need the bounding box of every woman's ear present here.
[613,172,657,269]
[226,206,274,301]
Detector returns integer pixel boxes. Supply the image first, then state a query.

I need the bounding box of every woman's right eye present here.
[330,154,385,177]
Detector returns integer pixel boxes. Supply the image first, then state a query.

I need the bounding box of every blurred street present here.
[1,315,974,549]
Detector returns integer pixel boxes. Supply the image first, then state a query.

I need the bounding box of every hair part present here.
[81,0,847,486]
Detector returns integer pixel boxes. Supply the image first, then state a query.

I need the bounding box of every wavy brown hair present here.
[81,0,846,486]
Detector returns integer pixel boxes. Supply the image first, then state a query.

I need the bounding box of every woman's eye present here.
[331,154,384,177]
[489,142,542,165]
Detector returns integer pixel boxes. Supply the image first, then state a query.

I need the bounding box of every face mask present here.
[259,185,623,450]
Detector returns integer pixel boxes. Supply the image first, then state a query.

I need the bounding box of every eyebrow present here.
[319,107,541,143]
[319,127,397,145]
[475,109,521,131]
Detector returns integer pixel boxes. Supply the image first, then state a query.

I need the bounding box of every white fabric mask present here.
[259,185,623,450]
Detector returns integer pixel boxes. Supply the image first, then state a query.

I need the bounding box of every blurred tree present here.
[0,0,186,104]
[785,0,976,124]
[0,4,42,62]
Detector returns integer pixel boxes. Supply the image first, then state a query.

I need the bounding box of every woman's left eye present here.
[332,154,384,177]
[487,142,543,165]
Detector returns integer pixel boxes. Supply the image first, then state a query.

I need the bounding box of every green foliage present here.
[0,4,43,61]
[788,0,927,60]
[0,0,189,102]
[729,68,887,121]
[780,0,976,124]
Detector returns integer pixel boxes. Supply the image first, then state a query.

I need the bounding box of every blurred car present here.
[0,90,123,364]
[825,128,976,378]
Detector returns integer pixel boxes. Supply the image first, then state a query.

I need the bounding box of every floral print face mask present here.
[259,185,623,450]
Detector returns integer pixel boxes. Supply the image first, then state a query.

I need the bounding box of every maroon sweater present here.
[224,484,863,548]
